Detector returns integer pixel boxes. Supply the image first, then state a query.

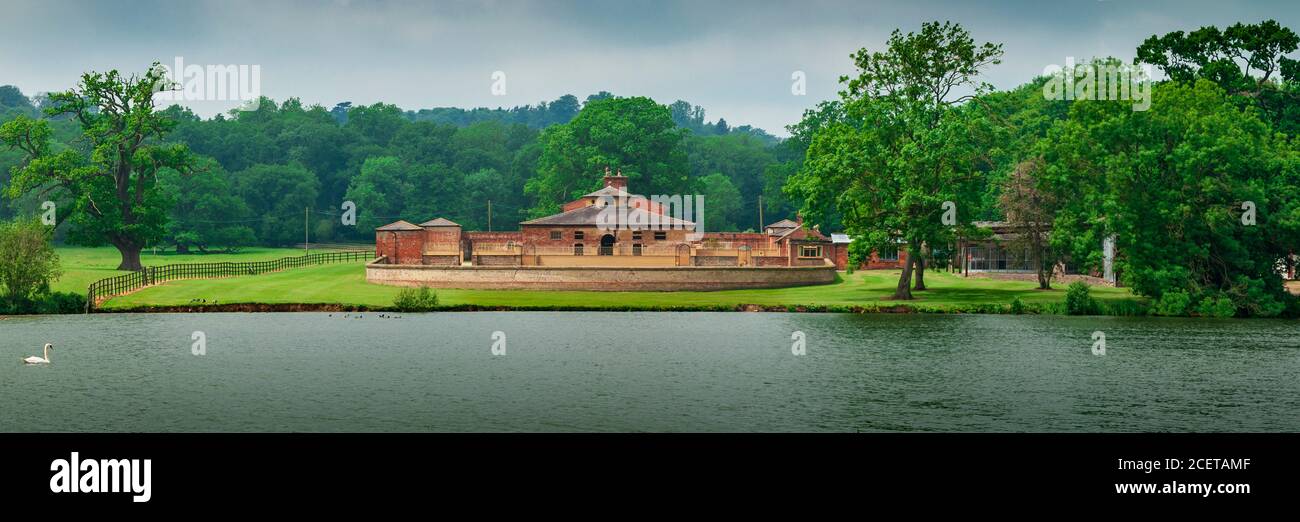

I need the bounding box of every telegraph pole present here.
[758,195,764,230]
[487,200,493,232]
[304,207,309,253]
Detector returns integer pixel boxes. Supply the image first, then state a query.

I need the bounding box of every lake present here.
[1,312,1297,432]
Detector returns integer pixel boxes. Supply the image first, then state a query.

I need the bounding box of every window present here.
[549,231,561,240]
[800,245,823,258]
[632,244,643,256]
[632,231,642,241]
[877,247,899,261]
[654,231,667,241]
[574,243,584,256]
[574,231,584,240]
[966,245,1031,271]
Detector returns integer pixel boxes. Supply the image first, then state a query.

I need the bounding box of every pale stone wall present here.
[366,261,836,291]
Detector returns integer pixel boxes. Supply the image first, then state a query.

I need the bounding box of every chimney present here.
[603,167,628,191]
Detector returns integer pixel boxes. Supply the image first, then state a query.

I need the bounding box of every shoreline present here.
[6,301,1295,318]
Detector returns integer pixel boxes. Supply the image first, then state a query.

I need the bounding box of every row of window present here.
[574,244,645,256]
[965,246,1033,271]
[550,230,667,241]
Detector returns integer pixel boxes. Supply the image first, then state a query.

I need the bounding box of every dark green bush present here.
[1153,290,1192,316]
[0,291,83,315]
[1195,295,1237,318]
[1065,281,1095,315]
[35,292,86,314]
[1009,296,1026,315]
[393,286,439,312]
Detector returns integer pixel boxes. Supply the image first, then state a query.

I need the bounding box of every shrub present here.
[1097,299,1150,317]
[35,292,86,314]
[1195,295,1237,318]
[1153,291,1192,316]
[1009,296,1026,315]
[1064,281,1095,315]
[0,217,62,310]
[393,286,439,312]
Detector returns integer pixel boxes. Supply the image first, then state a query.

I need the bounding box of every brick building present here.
[375,169,852,270]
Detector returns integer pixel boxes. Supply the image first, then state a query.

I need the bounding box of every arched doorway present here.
[600,234,615,256]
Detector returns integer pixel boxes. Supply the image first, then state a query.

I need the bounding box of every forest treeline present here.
[0,87,796,250]
[2,18,1298,316]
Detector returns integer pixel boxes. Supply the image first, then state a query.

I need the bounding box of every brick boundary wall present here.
[365,259,836,291]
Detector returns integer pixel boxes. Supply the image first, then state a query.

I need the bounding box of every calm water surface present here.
[0,312,1297,432]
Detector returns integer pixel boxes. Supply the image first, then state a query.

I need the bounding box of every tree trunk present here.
[912,246,927,291]
[113,239,144,271]
[1037,257,1053,290]
[893,247,915,300]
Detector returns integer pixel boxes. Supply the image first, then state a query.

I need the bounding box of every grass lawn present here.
[96,253,1141,311]
[52,246,348,295]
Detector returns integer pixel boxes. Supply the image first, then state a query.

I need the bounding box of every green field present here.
[55,246,1142,312]
[51,246,342,295]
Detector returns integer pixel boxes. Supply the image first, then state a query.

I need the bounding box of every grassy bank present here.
[85,251,1142,313]
[51,246,346,295]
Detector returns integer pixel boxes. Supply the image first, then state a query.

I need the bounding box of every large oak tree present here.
[788,21,1003,299]
[0,64,194,270]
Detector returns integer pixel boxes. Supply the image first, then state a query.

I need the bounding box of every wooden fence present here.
[85,250,372,311]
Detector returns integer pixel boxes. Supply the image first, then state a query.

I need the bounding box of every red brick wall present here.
[423,227,461,251]
[421,255,459,266]
[376,230,424,265]
[862,248,907,270]
[755,256,789,267]
[465,231,523,243]
[825,243,907,270]
[698,232,770,249]
[832,244,848,269]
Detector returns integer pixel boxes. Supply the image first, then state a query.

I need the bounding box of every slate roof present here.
[375,220,423,231]
[418,218,461,227]
[520,204,695,228]
[580,186,633,198]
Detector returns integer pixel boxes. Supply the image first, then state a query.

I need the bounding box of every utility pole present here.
[305,206,309,253]
[487,200,492,232]
[758,195,764,231]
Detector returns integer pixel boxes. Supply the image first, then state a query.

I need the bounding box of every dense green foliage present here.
[787,20,1299,316]
[393,286,439,312]
[2,85,788,247]
[1,66,196,270]
[787,21,1004,299]
[2,19,1298,317]
[0,217,63,312]
[1064,282,1095,316]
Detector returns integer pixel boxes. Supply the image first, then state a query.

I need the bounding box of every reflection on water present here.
[0,312,1296,432]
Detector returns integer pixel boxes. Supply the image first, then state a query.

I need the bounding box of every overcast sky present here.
[2,0,1296,135]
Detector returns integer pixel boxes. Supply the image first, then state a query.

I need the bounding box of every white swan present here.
[23,343,52,365]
